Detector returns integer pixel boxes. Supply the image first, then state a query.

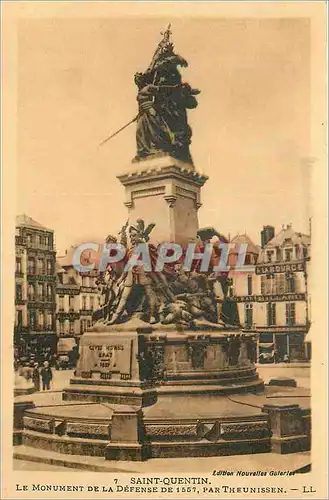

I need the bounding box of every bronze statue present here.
[134,24,200,163]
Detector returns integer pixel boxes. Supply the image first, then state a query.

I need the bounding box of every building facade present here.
[228,225,311,362]
[255,224,311,362]
[14,215,57,355]
[56,247,100,349]
[228,233,260,332]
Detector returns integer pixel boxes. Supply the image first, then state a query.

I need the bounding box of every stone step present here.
[13,445,136,473]
[13,444,311,474]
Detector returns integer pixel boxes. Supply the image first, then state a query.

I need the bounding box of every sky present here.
[16,17,311,254]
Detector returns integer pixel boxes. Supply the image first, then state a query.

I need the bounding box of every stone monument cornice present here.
[117,163,208,188]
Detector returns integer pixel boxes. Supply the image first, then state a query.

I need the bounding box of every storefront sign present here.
[231,293,306,303]
[255,262,305,275]
[80,287,97,293]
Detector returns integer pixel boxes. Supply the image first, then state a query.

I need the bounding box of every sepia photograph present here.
[2,1,327,499]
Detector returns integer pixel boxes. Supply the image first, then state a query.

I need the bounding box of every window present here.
[37,283,44,300]
[16,258,22,273]
[46,260,53,275]
[267,302,276,326]
[263,274,274,295]
[245,254,252,265]
[28,284,35,301]
[244,303,253,327]
[37,259,45,275]
[47,314,53,329]
[37,235,42,247]
[286,303,296,325]
[58,296,64,311]
[47,284,52,300]
[275,274,285,294]
[286,275,295,293]
[267,251,274,263]
[82,276,89,287]
[69,296,75,311]
[28,258,35,274]
[276,248,282,261]
[303,247,308,259]
[82,296,87,310]
[38,312,44,328]
[285,249,293,261]
[260,276,266,295]
[29,310,36,329]
[27,234,32,246]
[247,275,253,295]
[59,320,65,334]
[69,320,75,334]
[16,283,22,300]
[90,296,94,310]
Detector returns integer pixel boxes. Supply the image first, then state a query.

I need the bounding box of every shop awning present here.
[57,337,77,353]
[258,343,275,348]
[304,328,312,343]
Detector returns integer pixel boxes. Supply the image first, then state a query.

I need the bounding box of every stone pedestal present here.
[105,407,146,461]
[262,404,310,454]
[117,154,208,245]
[63,322,263,405]
[13,400,35,445]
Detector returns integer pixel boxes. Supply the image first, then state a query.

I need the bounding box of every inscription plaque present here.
[77,338,133,380]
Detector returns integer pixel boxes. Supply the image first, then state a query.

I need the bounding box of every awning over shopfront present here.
[258,343,275,348]
[304,328,312,343]
[57,337,77,353]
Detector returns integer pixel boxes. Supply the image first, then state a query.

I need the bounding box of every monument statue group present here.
[15,25,310,463]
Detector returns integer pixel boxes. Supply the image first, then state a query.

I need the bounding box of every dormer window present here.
[245,254,252,265]
[284,249,293,261]
[266,251,274,263]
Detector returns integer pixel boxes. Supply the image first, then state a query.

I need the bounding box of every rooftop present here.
[264,225,311,249]
[16,214,53,233]
[230,233,260,255]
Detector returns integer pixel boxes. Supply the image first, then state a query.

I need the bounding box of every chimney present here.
[261,225,275,248]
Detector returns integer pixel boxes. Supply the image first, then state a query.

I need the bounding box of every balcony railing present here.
[80,309,93,315]
[56,311,80,320]
[15,236,27,246]
[27,274,56,282]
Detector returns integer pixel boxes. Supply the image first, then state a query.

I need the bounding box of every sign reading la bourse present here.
[255,262,305,275]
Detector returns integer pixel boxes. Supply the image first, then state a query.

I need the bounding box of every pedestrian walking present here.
[32,363,41,391]
[274,349,279,364]
[40,361,52,390]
